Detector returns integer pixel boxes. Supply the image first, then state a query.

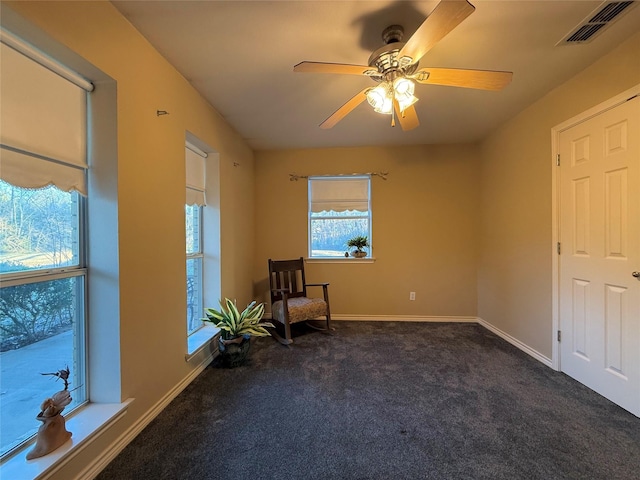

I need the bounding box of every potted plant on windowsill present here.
[346,235,370,258]
[203,299,273,367]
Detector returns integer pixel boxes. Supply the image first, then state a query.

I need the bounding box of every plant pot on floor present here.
[218,334,251,368]
[203,298,274,368]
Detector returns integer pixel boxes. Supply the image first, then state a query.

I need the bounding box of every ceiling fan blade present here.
[320,88,369,129]
[414,67,512,90]
[398,0,475,65]
[394,101,420,131]
[294,61,377,77]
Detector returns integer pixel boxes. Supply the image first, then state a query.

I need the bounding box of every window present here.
[0,40,89,457]
[185,144,206,335]
[186,204,203,334]
[308,176,372,258]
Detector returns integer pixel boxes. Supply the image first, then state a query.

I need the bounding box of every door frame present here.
[551,84,640,371]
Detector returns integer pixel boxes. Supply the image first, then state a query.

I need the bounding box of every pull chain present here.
[391,95,396,128]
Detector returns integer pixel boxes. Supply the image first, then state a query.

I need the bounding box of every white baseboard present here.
[77,350,215,480]
[477,317,552,367]
[263,313,478,323]
[332,314,478,322]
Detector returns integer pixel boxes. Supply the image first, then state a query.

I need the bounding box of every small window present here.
[185,144,206,335]
[308,176,372,258]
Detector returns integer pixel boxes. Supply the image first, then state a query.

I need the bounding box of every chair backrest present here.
[268,257,308,304]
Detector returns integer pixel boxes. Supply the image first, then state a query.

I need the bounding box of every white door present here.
[559,95,640,416]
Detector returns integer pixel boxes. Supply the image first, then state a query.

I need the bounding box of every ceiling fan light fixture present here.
[393,77,418,112]
[366,84,393,114]
[397,94,419,113]
[393,77,414,96]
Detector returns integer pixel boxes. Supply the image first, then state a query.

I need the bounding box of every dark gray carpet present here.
[97,322,640,480]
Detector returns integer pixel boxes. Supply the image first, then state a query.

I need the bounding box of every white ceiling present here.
[111,1,640,150]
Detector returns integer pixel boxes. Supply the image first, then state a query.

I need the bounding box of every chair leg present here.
[283,318,293,344]
[322,286,334,331]
[269,326,293,346]
[326,311,335,331]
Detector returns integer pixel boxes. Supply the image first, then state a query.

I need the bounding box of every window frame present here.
[307,175,372,259]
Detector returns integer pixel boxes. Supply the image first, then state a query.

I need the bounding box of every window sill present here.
[1,399,133,480]
[305,257,376,264]
[186,324,219,360]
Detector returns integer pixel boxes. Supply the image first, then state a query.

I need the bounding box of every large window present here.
[308,176,372,258]
[185,144,206,335]
[0,39,90,457]
[0,183,87,457]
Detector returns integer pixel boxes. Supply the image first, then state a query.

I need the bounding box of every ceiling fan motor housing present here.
[368,25,418,82]
[368,43,417,82]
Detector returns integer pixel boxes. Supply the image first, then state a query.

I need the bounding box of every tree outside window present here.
[0,181,86,457]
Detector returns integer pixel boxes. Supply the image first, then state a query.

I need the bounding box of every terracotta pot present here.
[351,250,367,258]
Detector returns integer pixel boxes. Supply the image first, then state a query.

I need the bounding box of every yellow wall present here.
[254,145,480,318]
[4,0,640,476]
[479,31,640,358]
[4,1,255,478]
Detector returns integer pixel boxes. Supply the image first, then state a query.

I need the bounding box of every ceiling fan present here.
[293,0,513,131]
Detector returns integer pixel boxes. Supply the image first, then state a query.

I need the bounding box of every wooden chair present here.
[268,257,332,345]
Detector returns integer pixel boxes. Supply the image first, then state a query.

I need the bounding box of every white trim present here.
[0,27,94,92]
[74,352,215,480]
[477,317,553,367]
[305,257,376,264]
[186,325,220,360]
[551,113,561,371]
[550,84,640,371]
[553,86,640,133]
[332,314,478,322]
[263,313,477,323]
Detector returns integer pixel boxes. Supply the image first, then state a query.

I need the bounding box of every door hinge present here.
[557,242,561,255]
[557,330,562,342]
[556,154,560,166]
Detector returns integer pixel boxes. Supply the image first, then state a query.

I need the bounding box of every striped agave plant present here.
[204,298,273,340]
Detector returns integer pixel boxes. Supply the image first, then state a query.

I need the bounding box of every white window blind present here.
[309,176,370,212]
[0,41,88,195]
[185,145,206,206]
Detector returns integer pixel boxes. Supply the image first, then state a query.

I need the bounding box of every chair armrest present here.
[306,283,330,306]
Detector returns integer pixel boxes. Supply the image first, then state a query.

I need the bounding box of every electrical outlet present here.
[409,292,416,301]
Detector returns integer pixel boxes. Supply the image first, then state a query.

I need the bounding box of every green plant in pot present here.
[203,298,273,368]
[346,235,370,258]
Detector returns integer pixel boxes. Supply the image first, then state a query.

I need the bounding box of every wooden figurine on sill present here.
[26,367,73,460]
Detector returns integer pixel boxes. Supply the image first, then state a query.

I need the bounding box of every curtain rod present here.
[289,172,389,181]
